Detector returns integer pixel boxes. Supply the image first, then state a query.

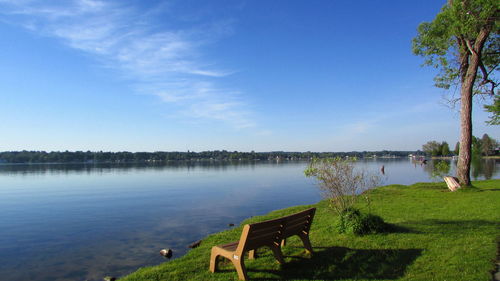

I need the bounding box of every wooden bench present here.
[209,208,316,280]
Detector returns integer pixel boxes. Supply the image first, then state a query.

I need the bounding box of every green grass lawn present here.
[120,180,500,281]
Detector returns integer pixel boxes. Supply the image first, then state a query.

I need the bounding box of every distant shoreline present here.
[1,151,498,164]
[0,150,422,164]
[430,156,500,159]
[0,157,411,166]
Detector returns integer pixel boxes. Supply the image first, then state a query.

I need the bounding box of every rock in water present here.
[228,223,235,227]
[103,277,116,281]
[188,240,202,248]
[160,248,173,259]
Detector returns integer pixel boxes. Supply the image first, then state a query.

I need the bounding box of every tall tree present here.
[441,141,451,156]
[454,141,460,155]
[471,135,483,158]
[413,0,499,186]
[481,133,497,156]
[423,140,443,156]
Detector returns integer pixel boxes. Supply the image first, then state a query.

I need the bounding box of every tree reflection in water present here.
[422,158,497,180]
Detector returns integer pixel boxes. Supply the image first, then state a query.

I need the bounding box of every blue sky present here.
[0,0,497,152]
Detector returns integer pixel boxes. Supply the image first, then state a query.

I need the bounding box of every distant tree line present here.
[471,134,499,157]
[422,141,452,157]
[0,150,421,164]
[422,134,499,157]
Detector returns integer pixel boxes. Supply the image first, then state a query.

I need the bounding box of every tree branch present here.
[478,60,498,95]
[487,62,500,76]
[456,37,470,81]
[474,25,497,94]
[473,26,493,51]
[465,39,477,56]
[444,94,461,108]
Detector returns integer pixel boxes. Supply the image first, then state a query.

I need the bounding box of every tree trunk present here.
[455,23,492,187]
[456,83,472,186]
[456,53,480,186]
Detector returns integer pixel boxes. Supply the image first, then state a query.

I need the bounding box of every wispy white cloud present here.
[0,0,254,128]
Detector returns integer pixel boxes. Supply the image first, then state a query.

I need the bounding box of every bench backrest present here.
[235,208,316,255]
[282,207,316,239]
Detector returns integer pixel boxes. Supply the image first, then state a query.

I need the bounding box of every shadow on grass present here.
[475,188,500,192]
[250,246,422,280]
[384,223,419,234]
[400,219,498,234]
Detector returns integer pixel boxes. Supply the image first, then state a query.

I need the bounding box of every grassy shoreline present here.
[120,180,500,281]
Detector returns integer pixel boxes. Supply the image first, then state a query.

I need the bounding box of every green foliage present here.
[423,135,498,158]
[480,133,496,156]
[336,207,388,235]
[305,158,385,235]
[413,16,457,89]
[360,212,388,233]
[412,0,499,111]
[484,94,499,125]
[336,207,361,234]
[441,141,450,156]
[472,136,483,159]
[422,140,451,156]
[422,141,441,156]
[471,134,499,157]
[423,137,498,158]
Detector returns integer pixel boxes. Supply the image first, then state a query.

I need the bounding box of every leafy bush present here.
[304,157,379,215]
[336,207,388,235]
[360,213,388,234]
[304,157,386,235]
[336,208,362,234]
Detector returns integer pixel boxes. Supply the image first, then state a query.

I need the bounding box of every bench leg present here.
[248,249,256,259]
[209,248,220,273]
[299,233,313,255]
[231,257,248,280]
[281,239,286,247]
[271,246,285,264]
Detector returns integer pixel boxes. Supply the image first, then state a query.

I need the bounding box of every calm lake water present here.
[0,158,498,281]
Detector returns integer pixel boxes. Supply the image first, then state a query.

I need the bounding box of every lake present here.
[0,158,498,281]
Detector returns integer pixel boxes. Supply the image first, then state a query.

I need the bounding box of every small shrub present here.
[304,157,386,235]
[360,213,388,234]
[336,208,387,235]
[336,207,360,234]
[304,157,379,214]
